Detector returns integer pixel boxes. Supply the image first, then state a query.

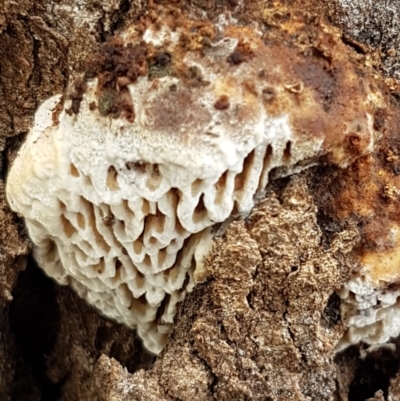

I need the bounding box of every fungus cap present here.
[6,10,383,353]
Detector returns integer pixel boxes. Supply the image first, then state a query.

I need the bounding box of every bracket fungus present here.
[6,8,386,353]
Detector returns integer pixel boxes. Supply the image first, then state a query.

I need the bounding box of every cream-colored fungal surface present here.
[337,223,400,351]
[311,112,400,353]
[338,277,400,352]
[6,7,384,353]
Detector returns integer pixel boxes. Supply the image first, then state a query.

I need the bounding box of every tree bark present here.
[2,1,400,400]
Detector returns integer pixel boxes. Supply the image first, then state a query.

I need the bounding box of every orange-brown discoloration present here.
[143,86,211,136]
[73,3,386,171]
[313,104,400,287]
[59,3,393,297]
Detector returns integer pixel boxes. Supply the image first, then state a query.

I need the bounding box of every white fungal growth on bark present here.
[337,223,400,352]
[338,278,400,352]
[6,10,382,353]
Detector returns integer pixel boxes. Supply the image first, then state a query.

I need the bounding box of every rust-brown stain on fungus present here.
[214,95,230,110]
[312,104,400,286]
[8,0,391,356]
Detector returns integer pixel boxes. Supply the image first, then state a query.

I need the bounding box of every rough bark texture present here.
[9,265,154,400]
[0,0,148,398]
[83,176,358,401]
[2,0,400,400]
[328,0,400,81]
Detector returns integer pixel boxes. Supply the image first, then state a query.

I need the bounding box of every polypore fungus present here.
[6,8,385,353]
[338,220,400,351]
[319,129,400,352]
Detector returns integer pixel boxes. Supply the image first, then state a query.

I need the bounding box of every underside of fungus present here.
[6,6,386,353]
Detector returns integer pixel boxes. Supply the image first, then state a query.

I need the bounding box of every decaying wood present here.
[2,1,400,400]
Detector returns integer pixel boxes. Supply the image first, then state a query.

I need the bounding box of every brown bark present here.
[85,176,356,401]
[0,1,147,398]
[2,0,400,400]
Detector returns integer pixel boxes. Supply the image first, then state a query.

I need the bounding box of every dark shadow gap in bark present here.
[322,292,342,328]
[110,0,132,34]
[339,343,400,401]
[10,257,62,401]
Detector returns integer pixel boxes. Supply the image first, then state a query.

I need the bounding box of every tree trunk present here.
[1,1,400,400]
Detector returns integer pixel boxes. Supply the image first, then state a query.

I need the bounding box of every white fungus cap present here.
[6,9,383,353]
